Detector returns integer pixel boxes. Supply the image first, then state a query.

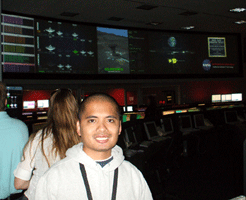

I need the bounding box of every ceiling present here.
[2,0,246,33]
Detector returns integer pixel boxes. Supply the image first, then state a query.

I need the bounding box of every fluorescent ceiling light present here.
[181,26,195,30]
[235,20,246,24]
[229,8,246,13]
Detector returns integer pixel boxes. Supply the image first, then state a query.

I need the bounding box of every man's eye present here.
[88,119,95,123]
[108,119,114,123]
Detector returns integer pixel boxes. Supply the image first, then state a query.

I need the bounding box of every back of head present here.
[48,88,78,129]
[79,93,122,120]
[0,82,6,111]
[45,88,80,160]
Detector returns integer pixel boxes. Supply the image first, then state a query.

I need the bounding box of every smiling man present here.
[35,93,153,200]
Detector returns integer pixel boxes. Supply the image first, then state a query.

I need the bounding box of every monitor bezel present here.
[124,126,138,148]
[160,118,174,135]
[143,121,159,140]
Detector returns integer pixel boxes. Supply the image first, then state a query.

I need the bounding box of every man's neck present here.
[83,148,112,161]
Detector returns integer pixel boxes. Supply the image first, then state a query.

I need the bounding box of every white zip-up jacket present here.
[35,143,153,200]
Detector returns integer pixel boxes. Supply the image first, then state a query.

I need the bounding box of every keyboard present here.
[151,136,167,142]
[139,140,154,148]
[124,149,138,157]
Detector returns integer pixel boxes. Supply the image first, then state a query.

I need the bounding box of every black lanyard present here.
[79,163,118,200]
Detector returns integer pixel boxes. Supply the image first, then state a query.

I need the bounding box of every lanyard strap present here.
[79,163,118,200]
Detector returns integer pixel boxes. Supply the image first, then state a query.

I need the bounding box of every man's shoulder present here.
[9,117,28,133]
[45,156,77,176]
[3,114,27,127]
[121,159,141,172]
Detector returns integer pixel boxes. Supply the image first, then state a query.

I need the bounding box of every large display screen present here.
[2,14,35,73]
[36,19,97,74]
[148,32,240,75]
[97,27,129,74]
[2,13,243,79]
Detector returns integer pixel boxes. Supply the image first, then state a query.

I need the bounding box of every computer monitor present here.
[37,99,49,109]
[193,114,205,128]
[143,121,159,140]
[224,110,238,124]
[232,93,242,102]
[211,94,221,103]
[221,94,232,102]
[127,106,133,112]
[23,101,35,109]
[179,115,193,131]
[124,126,138,148]
[160,118,174,135]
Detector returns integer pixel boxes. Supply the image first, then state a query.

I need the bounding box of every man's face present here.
[77,99,121,160]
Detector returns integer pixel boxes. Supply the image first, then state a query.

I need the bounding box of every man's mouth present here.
[95,136,110,143]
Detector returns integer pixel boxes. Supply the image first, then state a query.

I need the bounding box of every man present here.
[0,82,29,200]
[35,93,153,200]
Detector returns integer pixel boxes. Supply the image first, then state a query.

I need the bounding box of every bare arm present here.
[14,177,30,190]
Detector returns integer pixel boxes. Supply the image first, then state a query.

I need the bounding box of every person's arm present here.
[14,177,30,190]
[14,131,37,190]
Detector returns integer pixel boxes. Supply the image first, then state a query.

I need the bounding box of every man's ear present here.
[76,121,81,136]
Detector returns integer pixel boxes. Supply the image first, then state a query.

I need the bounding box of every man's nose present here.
[97,121,107,132]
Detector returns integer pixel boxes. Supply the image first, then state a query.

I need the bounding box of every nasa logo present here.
[202,59,211,71]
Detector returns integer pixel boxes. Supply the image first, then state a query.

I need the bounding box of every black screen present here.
[125,127,136,143]
[148,32,240,75]
[194,114,205,127]
[161,118,173,133]
[180,115,192,129]
[145,122,158,138]
[36,19,98,74]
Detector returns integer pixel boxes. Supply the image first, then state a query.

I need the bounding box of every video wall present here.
[1,13,243,79]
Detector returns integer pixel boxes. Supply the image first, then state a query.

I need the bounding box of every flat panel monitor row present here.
[23,99,49,110]
[211,93,242,103]
[179,113,210,133]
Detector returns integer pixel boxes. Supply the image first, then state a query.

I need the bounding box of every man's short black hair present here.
[78,93,122,120]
